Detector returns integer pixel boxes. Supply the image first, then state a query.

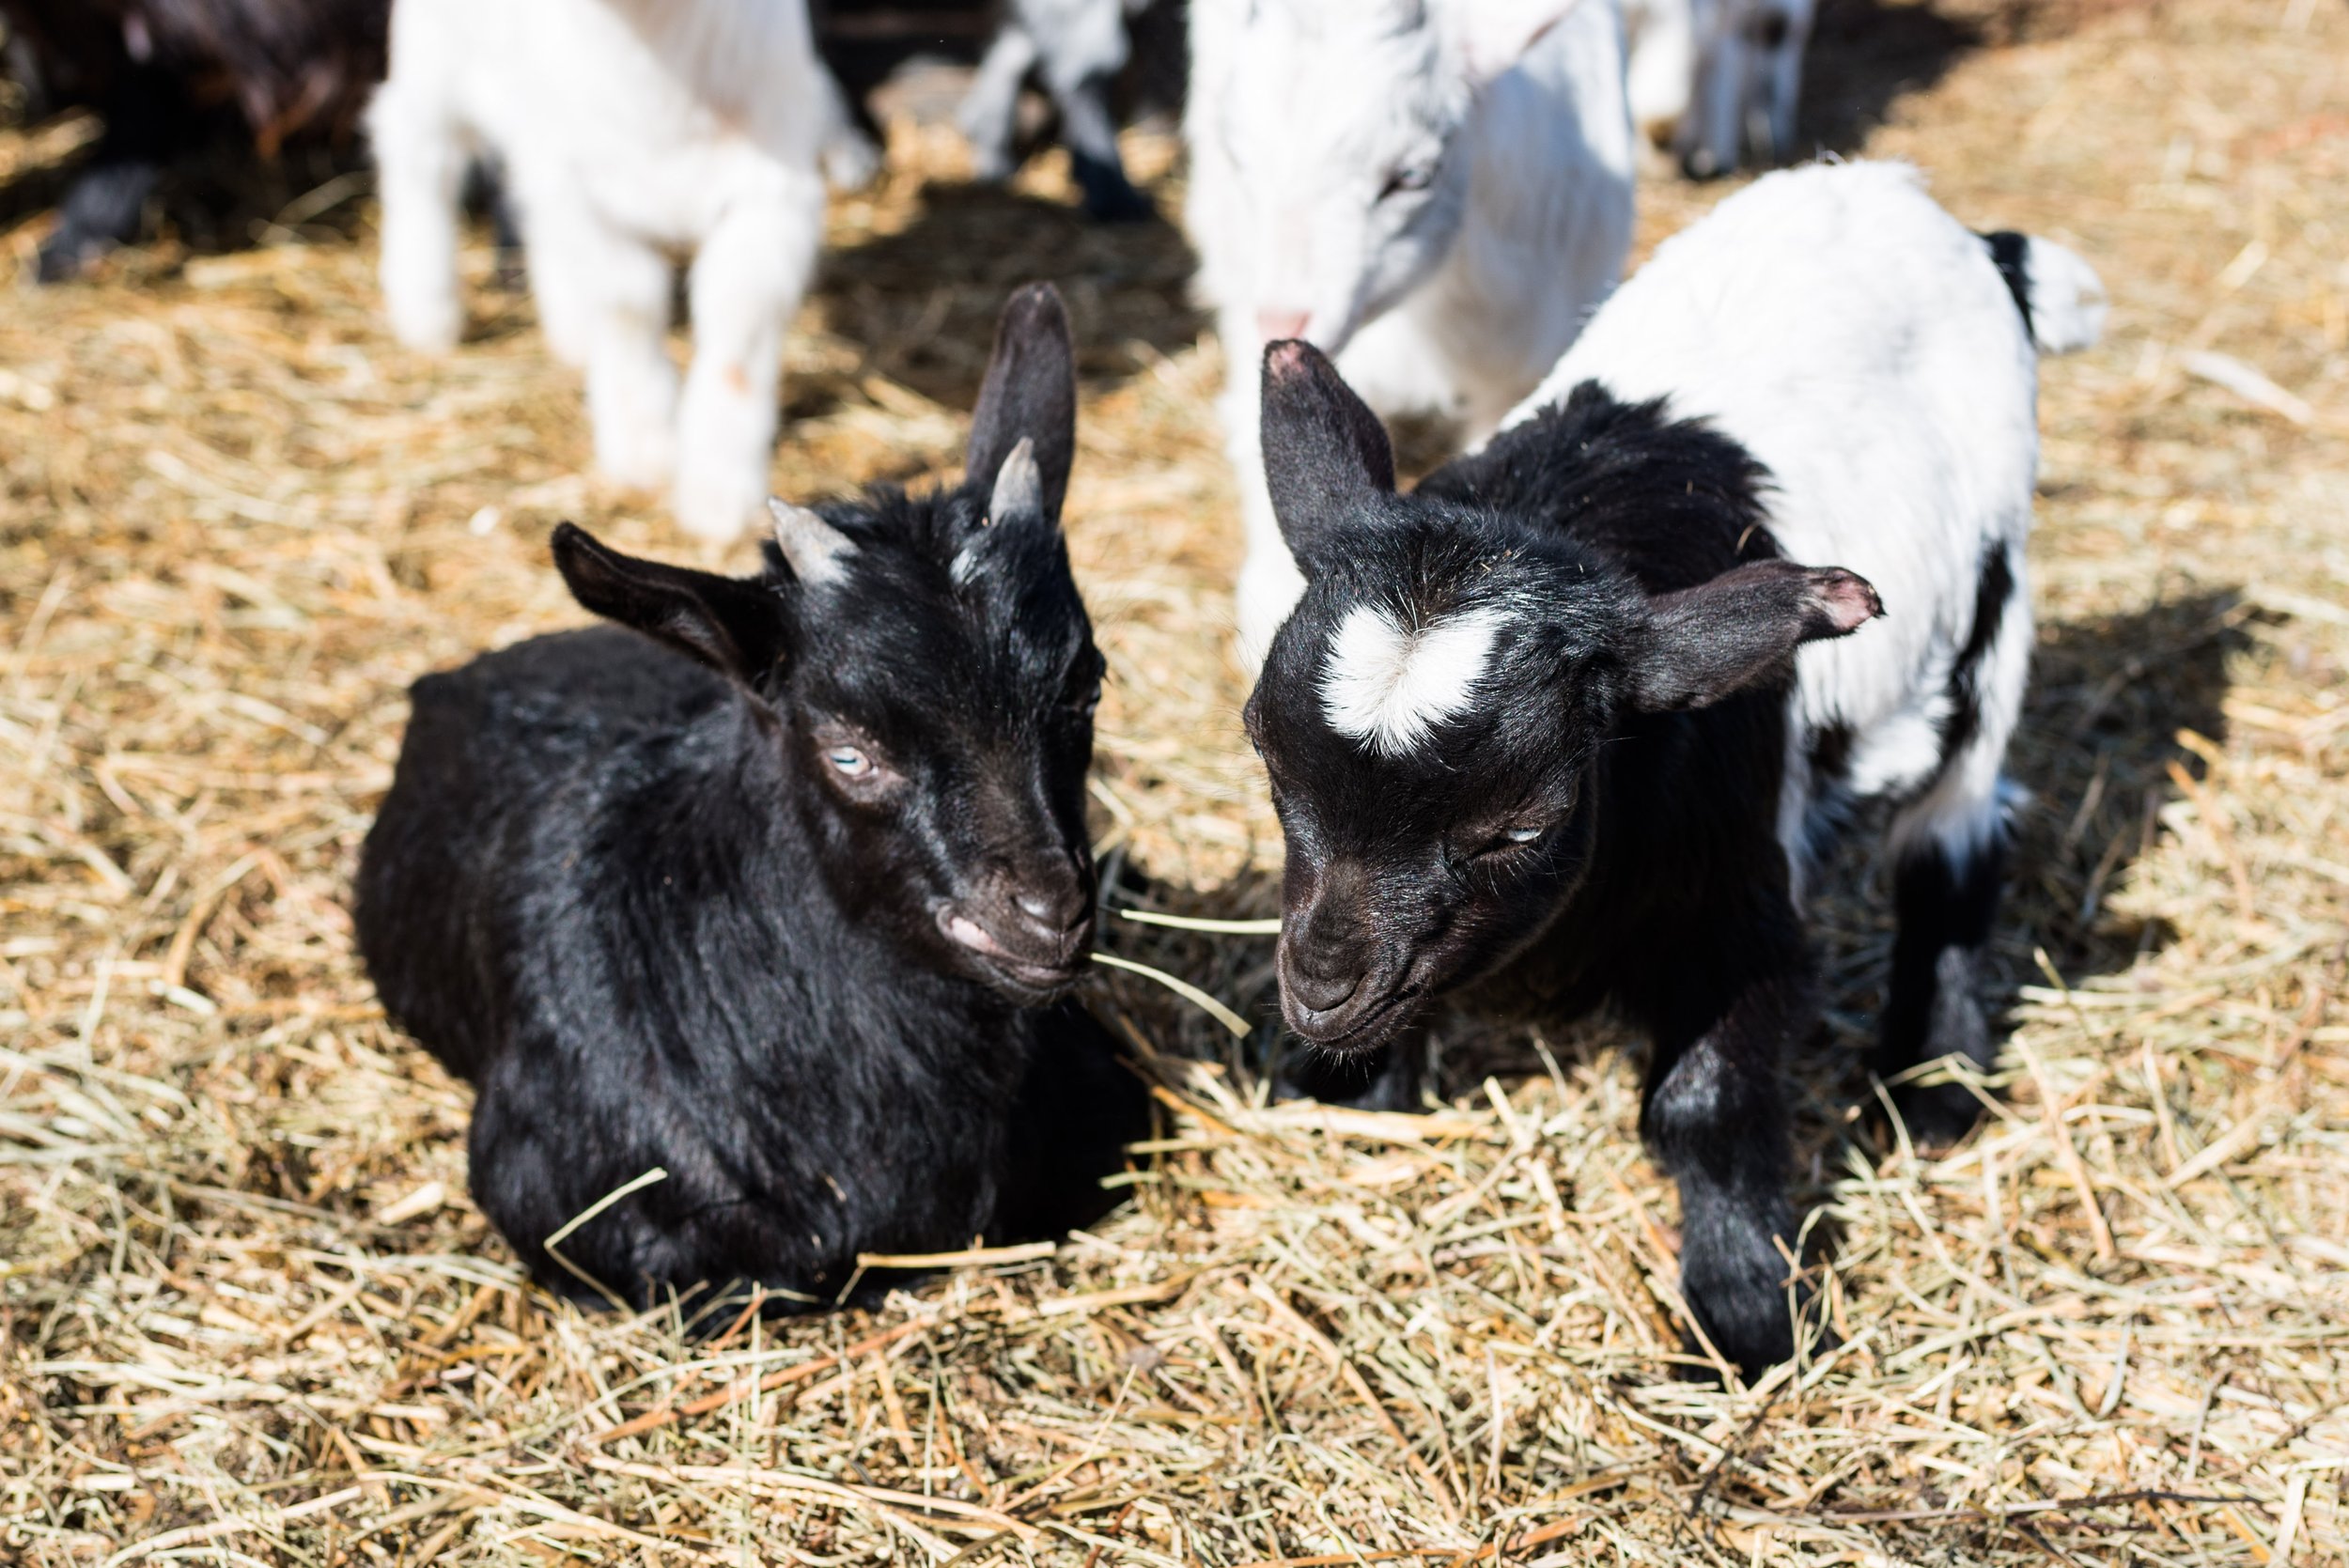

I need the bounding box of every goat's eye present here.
[1468,823,1546,860]
[1378,163,1436,202]
[826,745,873,779]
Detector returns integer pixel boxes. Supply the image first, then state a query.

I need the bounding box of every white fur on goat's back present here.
[1193,0,1637,662]
[1509,162,2070,866]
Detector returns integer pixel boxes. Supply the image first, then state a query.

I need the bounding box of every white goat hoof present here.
[673,463,764,542]
[387,292,463,353]
[596,422,677,493]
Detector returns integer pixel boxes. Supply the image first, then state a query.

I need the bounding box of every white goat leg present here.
[529,193,679,495]
[370,80,467,352]
[961,23,1040,181]
[674,177,825,540]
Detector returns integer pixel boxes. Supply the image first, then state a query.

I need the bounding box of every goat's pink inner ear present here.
[1809,568,1885,635]
[1264,339,1315,381]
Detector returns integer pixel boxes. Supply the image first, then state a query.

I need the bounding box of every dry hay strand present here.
[5,1,2349,1561]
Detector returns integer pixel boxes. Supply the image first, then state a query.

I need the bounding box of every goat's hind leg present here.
[1877,806,2010,1149]
[1875,544,2030,1148]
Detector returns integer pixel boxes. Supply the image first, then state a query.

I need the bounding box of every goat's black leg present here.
[1640,957,1812,1377]
[1052,73,1152,223]
[1876,832,2005,1147]
[997,1000,1150,1238]
[37,65,179,282]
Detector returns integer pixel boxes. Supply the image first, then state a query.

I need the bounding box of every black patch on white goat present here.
[1978,229,2037,345]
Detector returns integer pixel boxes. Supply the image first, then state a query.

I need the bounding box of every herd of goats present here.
[10,0,2115,1376]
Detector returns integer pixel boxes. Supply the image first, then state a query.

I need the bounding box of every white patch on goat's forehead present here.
[1318,603,1505,755]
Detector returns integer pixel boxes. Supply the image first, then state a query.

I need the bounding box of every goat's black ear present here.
[966,282,1076,525]
[1260,339,1394,577]
[1629,560,1882,712]
[551,522,789,682]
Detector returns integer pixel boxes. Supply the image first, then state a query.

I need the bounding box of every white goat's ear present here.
[768,499,855,587]
[1442,0,1588,83]
[988,437,1044,526]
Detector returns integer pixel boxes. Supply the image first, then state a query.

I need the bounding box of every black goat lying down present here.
[355,285,1143,1311]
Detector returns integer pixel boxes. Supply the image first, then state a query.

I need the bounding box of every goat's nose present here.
[1014,886,1085,932]
[1286,962,1363,1016]
[1004,876,1092,946]
[1256,308,1311,346]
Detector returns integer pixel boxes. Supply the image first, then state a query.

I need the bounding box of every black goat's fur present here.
[1246,342,1884,1374]
[355,286,1143,1312]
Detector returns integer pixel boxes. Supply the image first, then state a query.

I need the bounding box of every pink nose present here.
[1256,309,1311,345]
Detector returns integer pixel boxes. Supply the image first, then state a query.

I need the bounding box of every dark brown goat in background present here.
[2,0,387,278]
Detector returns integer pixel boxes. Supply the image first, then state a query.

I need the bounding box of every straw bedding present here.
[4,0,2347,1561]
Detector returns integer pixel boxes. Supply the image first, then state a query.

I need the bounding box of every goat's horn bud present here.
[987,437,1041,526]
[768,499,854,586]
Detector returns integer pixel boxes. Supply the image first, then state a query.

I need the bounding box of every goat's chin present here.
[969,955,1087,1009]
[1282,986,1422,1057]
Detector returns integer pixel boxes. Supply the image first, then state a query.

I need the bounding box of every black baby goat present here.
[355,285,1141,1311]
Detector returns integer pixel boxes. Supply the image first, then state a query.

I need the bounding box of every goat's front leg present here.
[530,194,678,495]
[1640,956,1813,1376]
[39,64,178,282]
[959,21,1040,183]
[674,176,824,540]
[370,79,469,349]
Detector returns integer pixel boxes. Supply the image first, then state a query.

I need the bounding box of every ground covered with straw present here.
[5,0,2347,1561]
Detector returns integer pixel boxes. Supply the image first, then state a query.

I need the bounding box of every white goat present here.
[958,0,1156,220]
[370,0,831,540]
[1624,0,1816,177]
[1186,0,1637,660]
[1506,159,2106,1126]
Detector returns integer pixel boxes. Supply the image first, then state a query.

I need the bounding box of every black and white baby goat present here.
[1243,163,2106,1374]
[355,285,1141,1311]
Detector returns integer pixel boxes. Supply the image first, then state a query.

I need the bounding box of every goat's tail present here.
[1979,230,2108,355]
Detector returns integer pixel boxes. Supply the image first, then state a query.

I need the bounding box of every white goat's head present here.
[1190,0,1591,356]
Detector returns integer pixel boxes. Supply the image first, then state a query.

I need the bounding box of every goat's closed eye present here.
[1378,163,1437,202]
[826,745,873,778]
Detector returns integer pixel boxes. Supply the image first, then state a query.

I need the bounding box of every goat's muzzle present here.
[936,862,1096,1001]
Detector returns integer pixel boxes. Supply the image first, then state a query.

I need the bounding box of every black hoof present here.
[1070,153,1154,225]
[1888,1076,1987,1152]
